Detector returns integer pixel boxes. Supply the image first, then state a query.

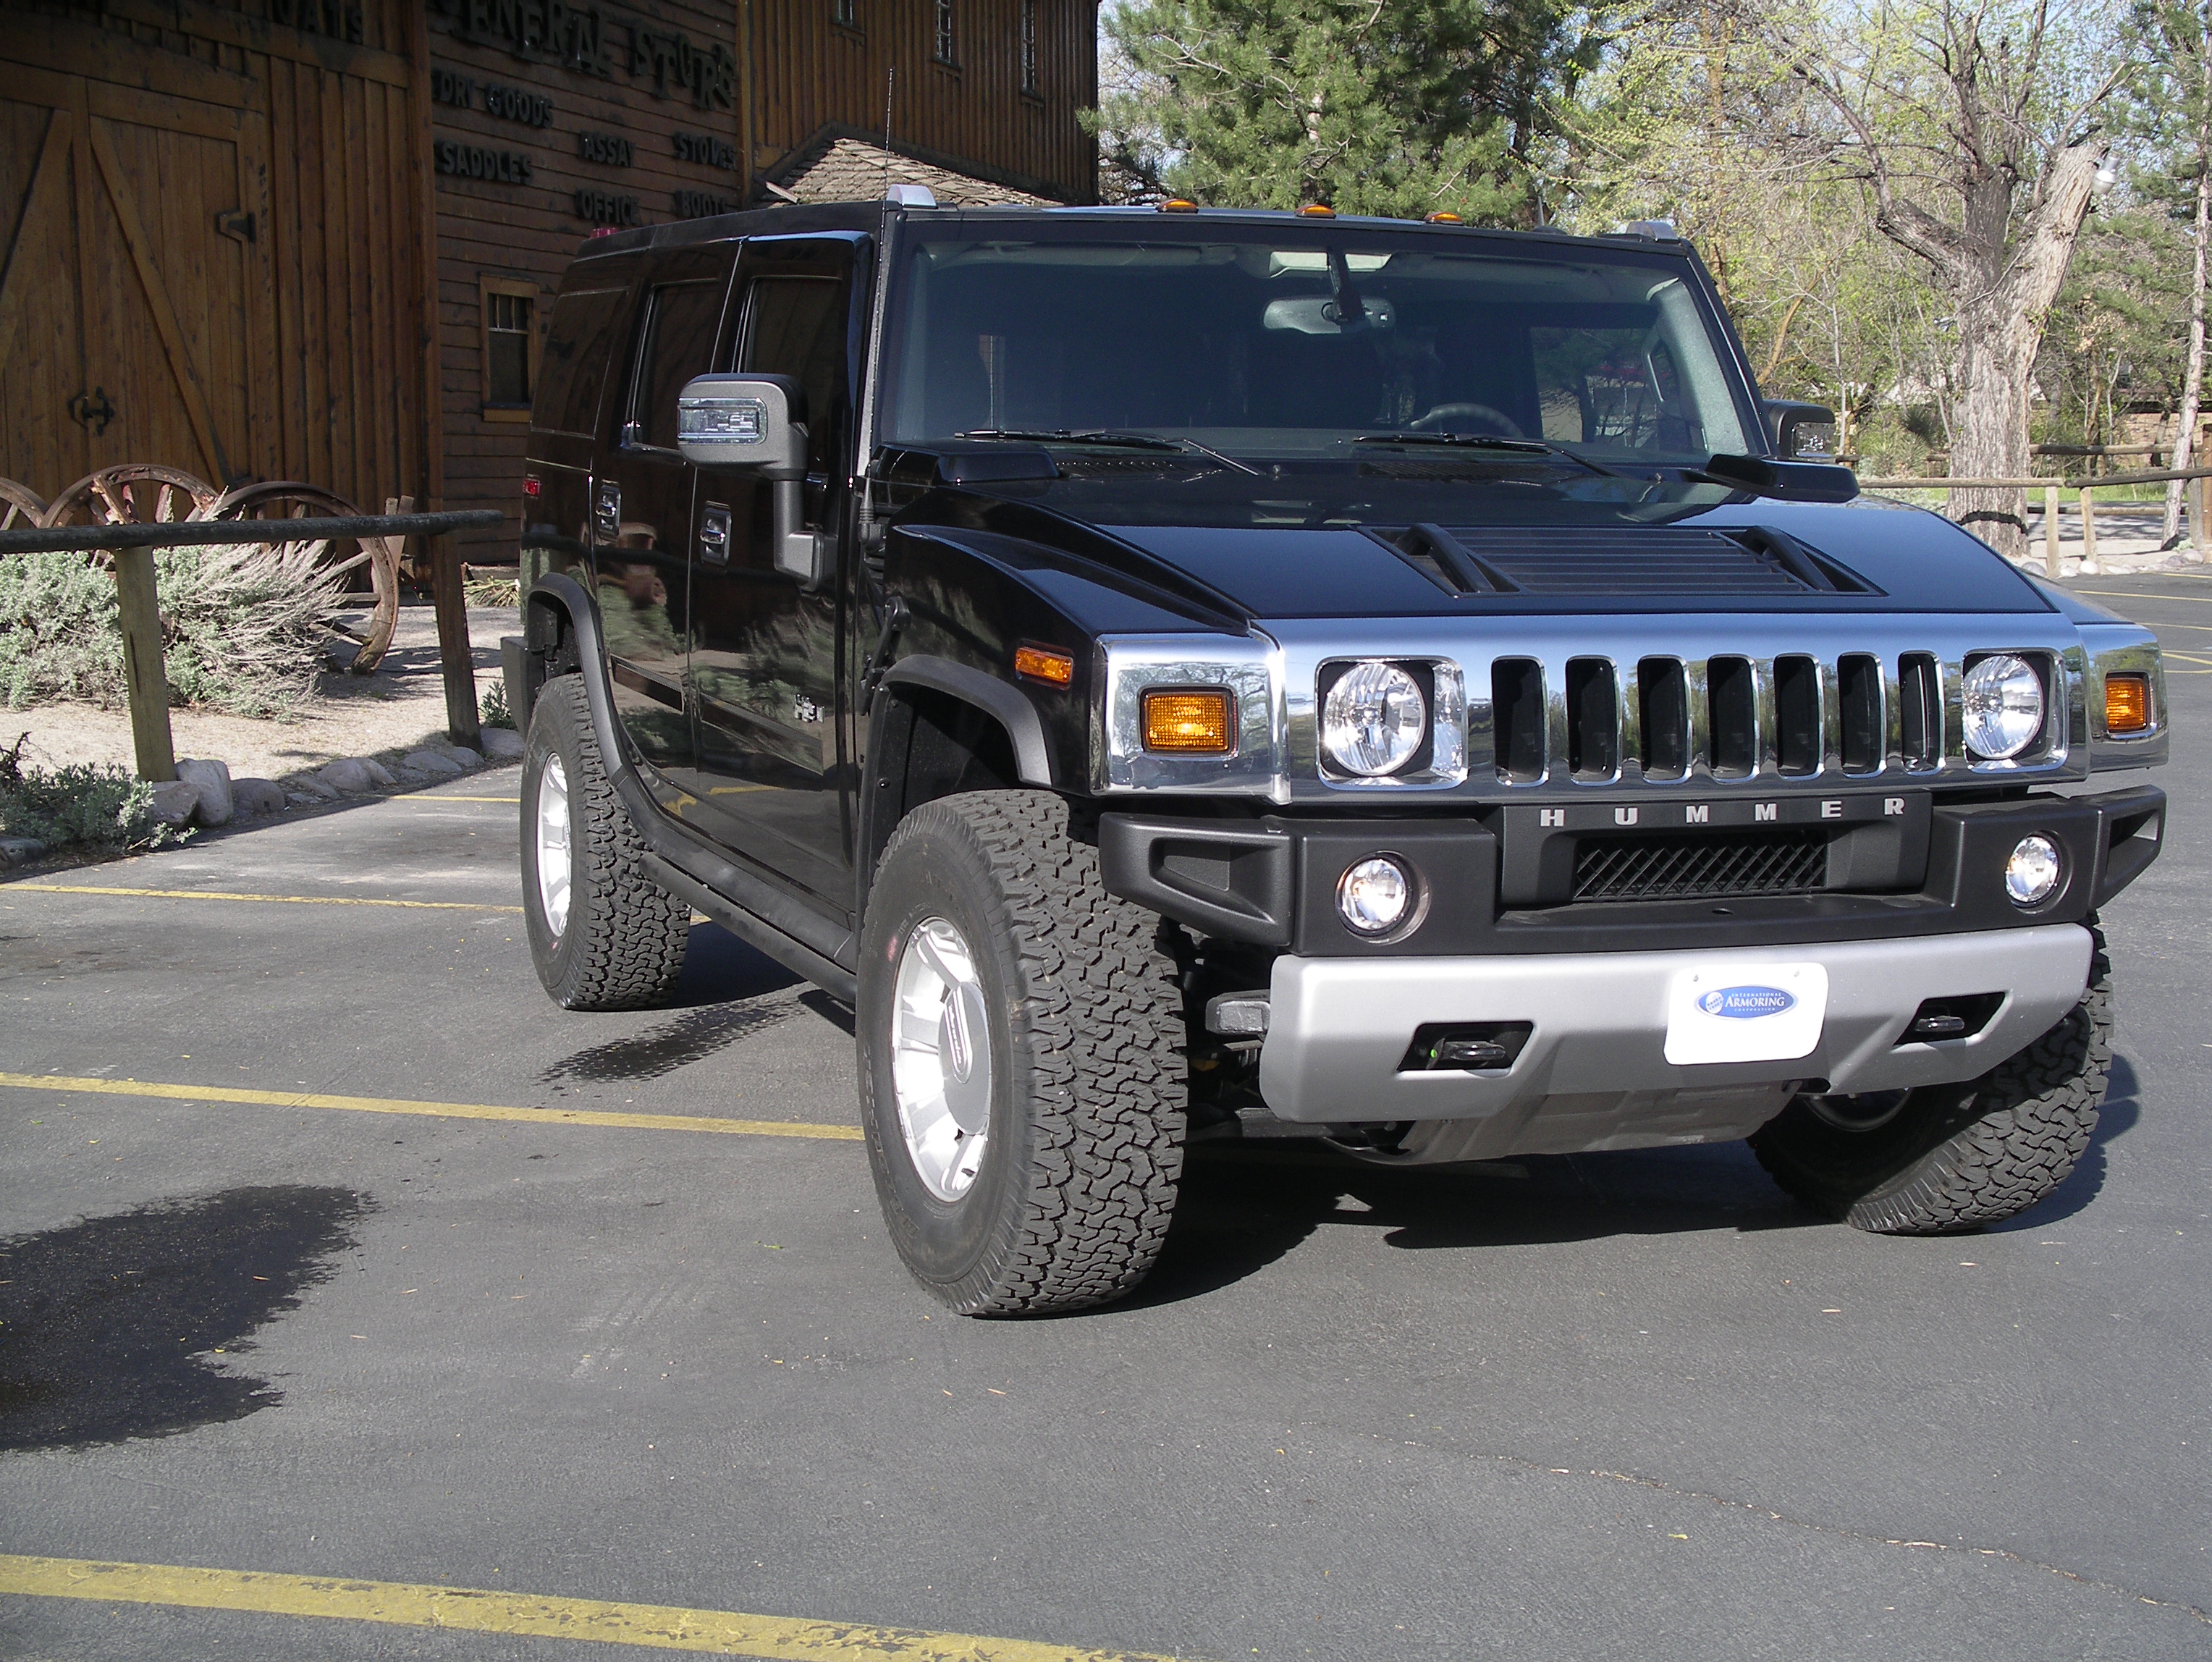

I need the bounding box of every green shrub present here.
[479,678,517,730]
[0,736,182,853]
[0,542,346,718]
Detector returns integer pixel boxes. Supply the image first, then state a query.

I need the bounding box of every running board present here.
[641,853,858,1004]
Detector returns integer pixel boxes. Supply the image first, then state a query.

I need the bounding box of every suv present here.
[507,194,2169,1315]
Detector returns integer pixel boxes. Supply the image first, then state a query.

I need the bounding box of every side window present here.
[738,274,847,472]
[533,286,625,437]
[628,280,727,450]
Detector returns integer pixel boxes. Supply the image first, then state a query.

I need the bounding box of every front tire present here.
[1751,924,2112,1233]
[858,791,1187,1315]
[520,675,688,1011]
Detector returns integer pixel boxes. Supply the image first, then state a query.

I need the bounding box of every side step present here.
[641,853,858,1005]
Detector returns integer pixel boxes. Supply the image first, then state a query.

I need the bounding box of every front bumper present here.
[1258,924,2093,1147]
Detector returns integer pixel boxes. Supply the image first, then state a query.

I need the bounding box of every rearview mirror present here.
[675,374,827,588]
[1763,400,1837,460]
[677,374,807,474]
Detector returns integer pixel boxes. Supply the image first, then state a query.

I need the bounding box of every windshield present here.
[882,224,1753,465]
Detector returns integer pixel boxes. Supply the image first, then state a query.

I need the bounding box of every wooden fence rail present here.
[1855,466,2212,579]
[0,508,502,783]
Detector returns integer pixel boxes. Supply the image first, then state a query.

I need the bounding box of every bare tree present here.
[2137,0,2211,545]
[1783,0,2119,557]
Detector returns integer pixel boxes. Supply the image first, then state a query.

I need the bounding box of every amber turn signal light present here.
[1142,688,1234,753]
[1014,644,1073,686]
[2105,672,2150,734]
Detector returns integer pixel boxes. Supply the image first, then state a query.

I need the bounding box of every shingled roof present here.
[760,127,1068,208]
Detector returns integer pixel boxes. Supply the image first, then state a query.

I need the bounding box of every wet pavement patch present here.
[0,1186,368,1453]
[540,997,795,1086]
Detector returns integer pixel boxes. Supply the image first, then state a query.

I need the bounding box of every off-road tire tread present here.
[864,790,1186,1315]
[528,675,688,1011]
[1752,923,2111,1234]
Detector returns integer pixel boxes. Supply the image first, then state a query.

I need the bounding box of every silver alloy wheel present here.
[535,753,573,940]
[890,916,994,1202]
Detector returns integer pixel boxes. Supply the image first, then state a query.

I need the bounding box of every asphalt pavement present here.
[1,574,2208,1661]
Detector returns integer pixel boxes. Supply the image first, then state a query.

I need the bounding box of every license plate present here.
[1663,963,1828,1066]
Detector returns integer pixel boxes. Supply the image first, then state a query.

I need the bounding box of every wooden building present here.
[0,0,1098,561]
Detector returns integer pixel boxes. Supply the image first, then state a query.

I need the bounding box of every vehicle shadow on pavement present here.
[1985,1051,2143,1232]
[1128,1137,1811,1309]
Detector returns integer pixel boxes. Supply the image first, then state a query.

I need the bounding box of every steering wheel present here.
[1409,402,1526,438]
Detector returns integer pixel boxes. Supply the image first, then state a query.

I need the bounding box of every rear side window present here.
[738,274,846,471]
[533,287,625,437]
[628,280,728,450]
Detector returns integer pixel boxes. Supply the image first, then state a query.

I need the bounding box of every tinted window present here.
[533,286,625,437]
[630,280,727,450]
[884,234,1750,463]
[738,274,846,471]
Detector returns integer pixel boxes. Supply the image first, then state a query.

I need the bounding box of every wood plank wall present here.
[747,0,1097,205]
[0,0,429,518]
[426,0,746,562]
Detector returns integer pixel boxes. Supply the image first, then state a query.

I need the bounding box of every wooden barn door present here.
[0,63,276,497]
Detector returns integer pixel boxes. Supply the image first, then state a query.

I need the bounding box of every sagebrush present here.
[0,734,182,852]
[0,542,348,717]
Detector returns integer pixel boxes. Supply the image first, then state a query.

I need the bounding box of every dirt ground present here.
[2,603,518,781]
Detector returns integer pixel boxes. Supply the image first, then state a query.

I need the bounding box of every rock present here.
[232,777,287,817]
[146,780,200,827]
[318,758,376,793]
[402,749,463,775]
[175,757,233,826]
[284,773,339,801]
[0,836,46,867]
[359,757,396,786]
[444,746,482,769]
[479,728,525,762]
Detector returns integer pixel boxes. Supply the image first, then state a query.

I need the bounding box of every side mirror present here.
[676,374,827,587]
[1763,399,1838,460]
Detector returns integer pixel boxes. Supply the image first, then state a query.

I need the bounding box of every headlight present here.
[1322,661,1426,776]
[1962,654,2044,761]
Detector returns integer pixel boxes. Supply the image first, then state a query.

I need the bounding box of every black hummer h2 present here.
[507,192,2169,1315]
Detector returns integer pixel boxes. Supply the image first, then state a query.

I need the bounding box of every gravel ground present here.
[1,604,518,780]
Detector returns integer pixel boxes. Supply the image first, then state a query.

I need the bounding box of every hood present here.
[919,465,2053,620]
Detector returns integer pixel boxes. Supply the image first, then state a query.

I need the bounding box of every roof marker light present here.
[1425,211,1464,224]
[1298,203,1336,217]
[1158,198,1199,213]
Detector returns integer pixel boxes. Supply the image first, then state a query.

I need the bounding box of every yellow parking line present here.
[6,883,523,913]
[0,1072,860,1141]
[0,1555,1175,1661]
[2077,587,2212,603]
[423,795,521,803]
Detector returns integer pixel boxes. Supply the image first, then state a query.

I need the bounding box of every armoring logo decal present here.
[1697,985,1797,1019]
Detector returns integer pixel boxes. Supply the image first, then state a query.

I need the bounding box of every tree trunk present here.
[2166,121,2209,547]
[1949,321,2032,554]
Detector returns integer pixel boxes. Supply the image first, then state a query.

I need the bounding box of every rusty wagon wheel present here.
[196,481,402,674]
[0,477,48,531]
[41,465,220,539]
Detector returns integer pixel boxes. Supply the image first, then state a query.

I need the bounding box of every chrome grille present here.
[1573,828,1830,903]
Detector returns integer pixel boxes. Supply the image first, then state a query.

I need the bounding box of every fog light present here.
[1337,856,1414,935]
[2005,834,2062,906]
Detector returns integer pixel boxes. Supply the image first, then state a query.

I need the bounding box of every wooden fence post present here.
[2199,474,2209,562]
[2078,487,2099,572]
[429,526,481,747]
[2044,485,2062,578]
[111,546,177,782]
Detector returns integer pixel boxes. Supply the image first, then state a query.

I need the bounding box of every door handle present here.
[698,502,731,565]
[592,481,621,541]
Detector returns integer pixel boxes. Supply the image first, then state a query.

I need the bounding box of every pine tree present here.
[1093,0,1605,224]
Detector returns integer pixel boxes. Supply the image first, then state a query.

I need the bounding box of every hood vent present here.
[1380,523,1881,598]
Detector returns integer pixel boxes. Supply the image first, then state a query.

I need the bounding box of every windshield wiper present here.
[1356,431,1624,477]
[957,429,1260,476]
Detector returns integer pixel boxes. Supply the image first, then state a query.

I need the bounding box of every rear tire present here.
[858,791,1187,1315]
[520,675,688,1011]
[1751,923,2112,1233]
